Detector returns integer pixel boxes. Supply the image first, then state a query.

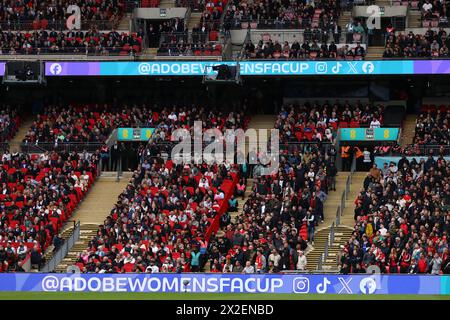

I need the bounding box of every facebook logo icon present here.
[359,277,377,294]
[49,63,62,75]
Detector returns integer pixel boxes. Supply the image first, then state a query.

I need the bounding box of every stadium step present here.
[51,176,130,272]
[337,11,352,43]
[407,10,422,28]
[366,46,384,59]
[188,13,203,31]
[339,172,366,228]
[375,0,392,6]
[306,226,353,271]
[400,114,417,146]
[8,116,35,153]
[306,170,369,271]
[117,13,131,31]
[159,0,176,9]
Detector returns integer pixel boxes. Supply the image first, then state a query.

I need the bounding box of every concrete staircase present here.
[188,12,202,31]
[232,178,253,221]
[306,226,353,271]
[400,114,417,146]
[230,114,277,221]
[408,10,422,28]
[305,172,368,271]
[366,46,384,59]
[305,173,348,270]
[159,0,176,9]
[338,11,352,43]
[53,172,132,272]
[117,13,131,31]
[8,116,34,153]
[340,172,367,228]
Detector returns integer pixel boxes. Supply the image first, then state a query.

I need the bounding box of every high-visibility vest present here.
[341,146,350,158]
[354,147,363,159]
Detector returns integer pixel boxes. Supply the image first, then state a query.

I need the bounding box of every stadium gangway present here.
[40,221,81,273]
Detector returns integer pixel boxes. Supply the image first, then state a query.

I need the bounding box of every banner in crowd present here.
[0,62,4,75]
[340,128,399,141]
[117,128,155,141]
[43,60,450,77]
[0,274,448,294]
[374,156,450,168]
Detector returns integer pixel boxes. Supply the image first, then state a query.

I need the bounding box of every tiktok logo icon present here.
[316,277,331,294]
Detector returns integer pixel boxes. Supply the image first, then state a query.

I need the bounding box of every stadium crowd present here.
[154,17,223,56]
[0,27,142,55]
[67,107,252,273]
[0,150,100,272]
[413,108,449,146]
[420,0,450,28]
[339,155,450,274]
[224,0,340,31]
[0,0,125,30]
[206,145,336,273]
[274,101,384,144]
[243,39,366,59]
[0,106,21,144]
[384,29,450,58]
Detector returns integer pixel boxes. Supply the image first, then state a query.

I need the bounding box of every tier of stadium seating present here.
[275,102,384,144]
[0,0,125,30]
[339,155,449,274]
[22,104,248,145]
[73,109,250,273]
[243,39,366,59]
[0,151,100,272]
[74,161,239,273]
[22,104,148,145]
[207,146,336,273]
[384,29,450,58]
[223,0,340,30]
[0,28,142,55]
[155,19,222,56]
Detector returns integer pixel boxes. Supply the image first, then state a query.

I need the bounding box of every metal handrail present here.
[40,221,81,272]
[336,205,341,226]
[317,252,324,271]
[329,222,335,247]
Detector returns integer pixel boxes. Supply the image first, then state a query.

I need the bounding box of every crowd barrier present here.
[0,274,448,294]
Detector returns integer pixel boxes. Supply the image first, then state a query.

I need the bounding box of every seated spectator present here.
[339,156,449,274]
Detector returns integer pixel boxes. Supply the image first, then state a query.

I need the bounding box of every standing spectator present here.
[296,251,307,271]
[190,247,201,272]
[430,253,442,275]
[363,147,372,171]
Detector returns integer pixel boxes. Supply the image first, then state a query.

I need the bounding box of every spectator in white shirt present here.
[296,250,307,270]
[422,0,433,12]
[243,261,255,273]
[370,118,381,128]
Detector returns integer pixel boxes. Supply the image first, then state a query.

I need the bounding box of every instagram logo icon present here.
[292,277,310,293]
